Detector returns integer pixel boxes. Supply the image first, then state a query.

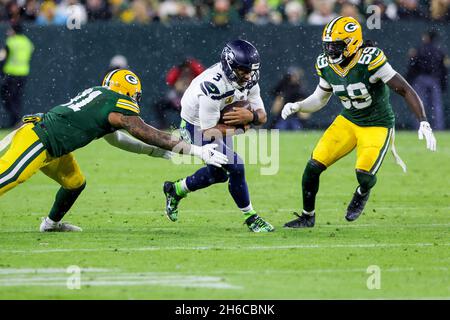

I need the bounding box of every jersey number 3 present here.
[332,82,372,109]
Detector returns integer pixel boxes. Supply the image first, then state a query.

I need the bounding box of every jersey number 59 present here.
[332,82,372,109]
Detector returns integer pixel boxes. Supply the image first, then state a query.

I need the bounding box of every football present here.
[219,100,251,124]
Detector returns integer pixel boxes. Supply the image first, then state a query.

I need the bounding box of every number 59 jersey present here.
[33,86,140,157]
[316,47,397,128]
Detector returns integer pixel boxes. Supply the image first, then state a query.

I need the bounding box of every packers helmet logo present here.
[125,74,138,85]
[344,22,358,33]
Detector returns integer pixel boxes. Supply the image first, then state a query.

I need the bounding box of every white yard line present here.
[0,271,242,289]
[0,268,113,275]
[0,242,448,254]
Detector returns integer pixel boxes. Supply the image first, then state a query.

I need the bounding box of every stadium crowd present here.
[0,0,448,26]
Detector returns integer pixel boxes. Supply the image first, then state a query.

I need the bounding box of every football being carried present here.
[219,100,253,131]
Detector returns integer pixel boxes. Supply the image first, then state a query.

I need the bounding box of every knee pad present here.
[356,170,377,192]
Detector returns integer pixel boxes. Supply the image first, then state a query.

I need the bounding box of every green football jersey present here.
[33,86,140,157]
[315,47,395,128]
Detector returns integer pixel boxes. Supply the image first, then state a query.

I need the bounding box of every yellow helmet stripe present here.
[325,16,344,37]
[103,69,121,87]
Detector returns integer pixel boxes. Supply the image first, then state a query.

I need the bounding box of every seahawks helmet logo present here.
[344,22,358,32]
[224,46,235,64]
[125,74,138,85]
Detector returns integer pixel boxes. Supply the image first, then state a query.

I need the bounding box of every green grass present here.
[0,130,449,299]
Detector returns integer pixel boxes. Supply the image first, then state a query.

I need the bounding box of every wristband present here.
[251,110,260,125]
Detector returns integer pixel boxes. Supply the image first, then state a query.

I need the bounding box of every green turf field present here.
[0,130,448,299]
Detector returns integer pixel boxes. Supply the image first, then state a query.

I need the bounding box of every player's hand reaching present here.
[281,102,301,119]
[189,143,228,167]
[418,121,437,151]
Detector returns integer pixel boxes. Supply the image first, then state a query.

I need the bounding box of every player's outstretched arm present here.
[387,73,437,151]
[108,112,228,167]
[104,131,173,159]
[281,84,332,119]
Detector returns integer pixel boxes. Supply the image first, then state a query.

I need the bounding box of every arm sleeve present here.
[296,84,333,113]
[199,95,221,130]
[247,84,265,111]
[104,130,173,159]
[369,62,397,84]
[318,77,332,91]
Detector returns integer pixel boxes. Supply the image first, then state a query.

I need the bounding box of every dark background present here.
[0,21,448,129]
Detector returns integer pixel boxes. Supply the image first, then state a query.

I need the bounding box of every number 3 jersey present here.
[316,47,397,128]
[33,86,140,157]
[180,63,264,130]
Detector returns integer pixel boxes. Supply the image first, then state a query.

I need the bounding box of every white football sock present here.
[302,210,315,216]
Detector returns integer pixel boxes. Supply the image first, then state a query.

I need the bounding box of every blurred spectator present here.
[396,0,426,19]
[159,0,196,23]
[86,0,112,21]
[58,0,88,26]
[284,0,305,25]
[21,0,40,22]
[129,0,151,24]
[237,0,254,18]
[366,0,398,21]
[208,0,240,26]
[406,30,448,130]
[4,0,21,24]
[340,1,364,21]
[269,66,308,130]
[107,54,128,72]
[307,0,338,25]
[246,0,282,25]
[36,1,66,25]
[0,23,34,128]
[153,57,205,129]
[430,0,449,21]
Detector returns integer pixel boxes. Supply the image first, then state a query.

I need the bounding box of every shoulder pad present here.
[315,54,328,77]
[358,47,387,70]
[200,81,221,96]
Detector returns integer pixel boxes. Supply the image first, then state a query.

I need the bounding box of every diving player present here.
[0,69,228,232]
[163,39,274,232]
[281,16,437,228]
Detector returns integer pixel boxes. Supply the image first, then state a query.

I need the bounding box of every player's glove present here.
[189,143,228,167]
[418,121,437,151]
[281,102,301,120]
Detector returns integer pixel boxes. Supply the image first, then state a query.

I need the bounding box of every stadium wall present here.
[0,21,448,129]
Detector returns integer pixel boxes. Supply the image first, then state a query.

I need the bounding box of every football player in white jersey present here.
[163,39,274,232]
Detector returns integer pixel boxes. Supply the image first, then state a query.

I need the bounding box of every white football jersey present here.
[181,63,264,129]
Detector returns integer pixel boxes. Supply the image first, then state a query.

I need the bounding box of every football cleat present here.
[345,188,370,222]
[283,212,315,228]
[244,214,274,233]
[39,217,82,232]
[163,181,185,222]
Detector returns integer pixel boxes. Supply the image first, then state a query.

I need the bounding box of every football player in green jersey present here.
[0,69,228,232]
[281,16,437,228]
